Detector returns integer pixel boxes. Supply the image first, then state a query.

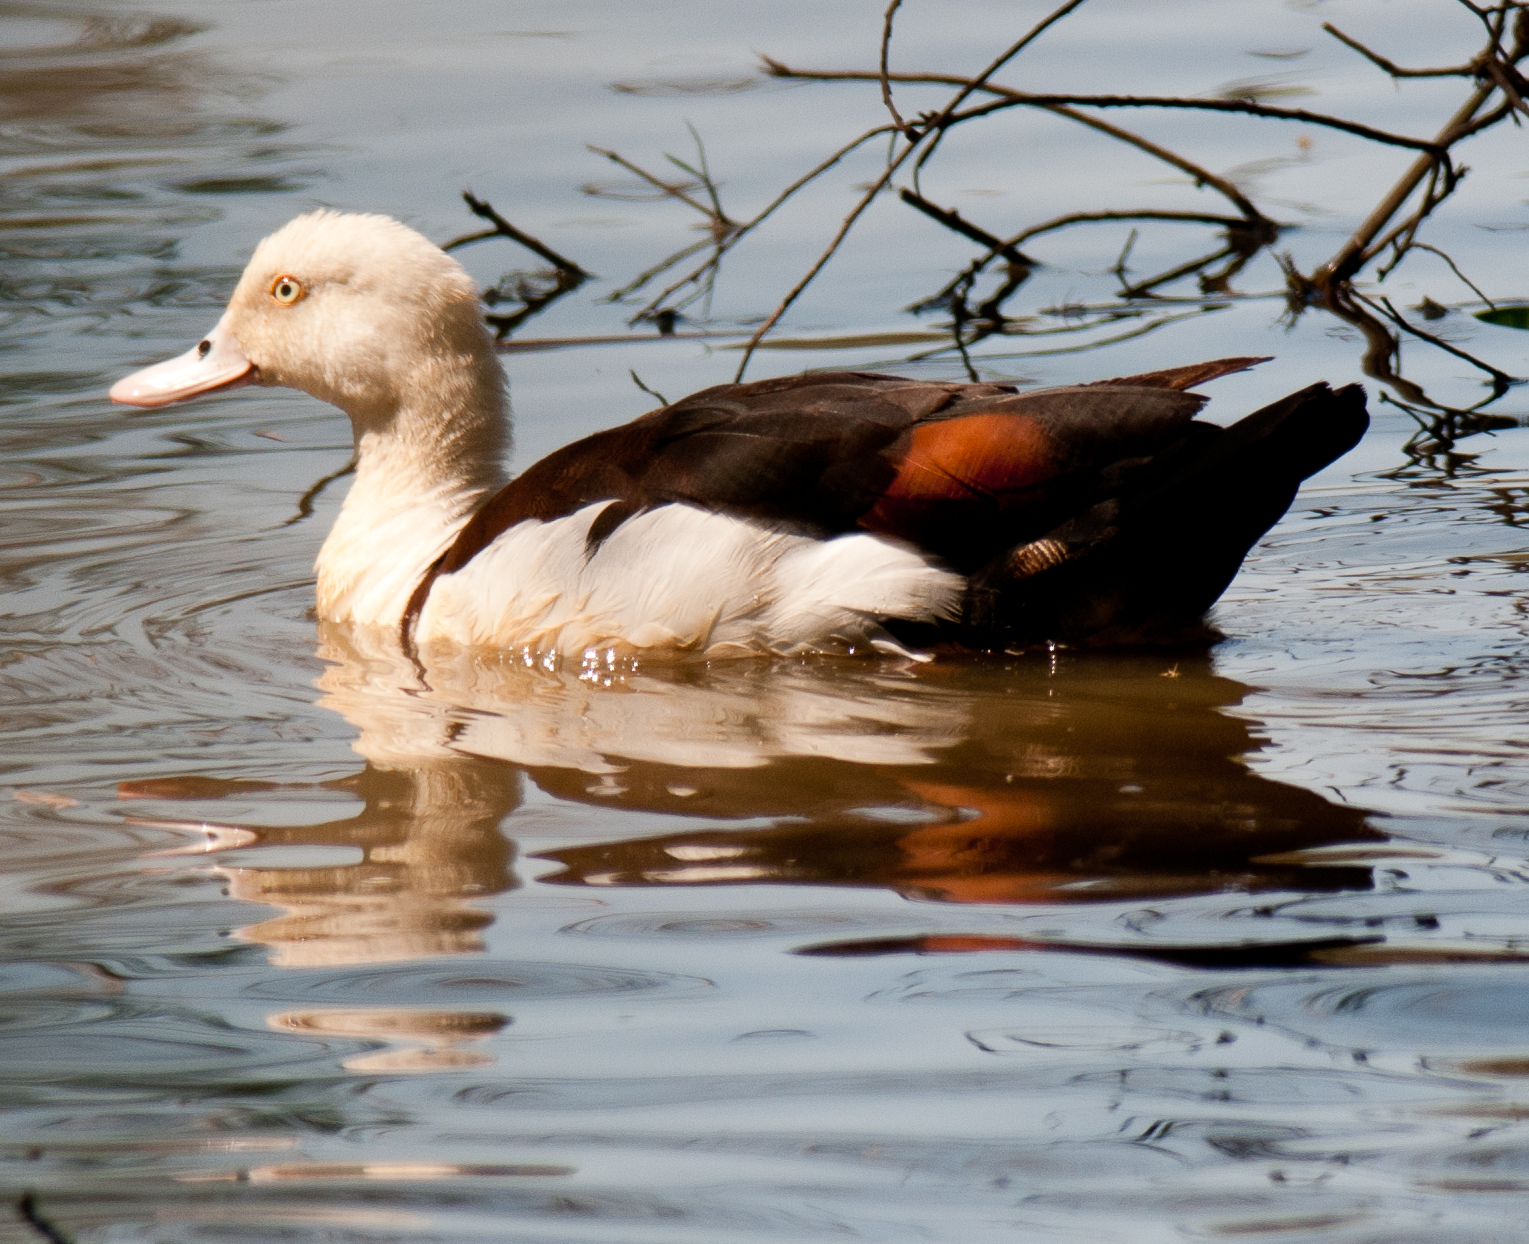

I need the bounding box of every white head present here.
[111,210,505,438]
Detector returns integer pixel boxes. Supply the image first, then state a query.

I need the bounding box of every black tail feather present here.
[962,383,1369,647]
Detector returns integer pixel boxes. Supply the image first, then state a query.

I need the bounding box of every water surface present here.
[4,2,1529,1240]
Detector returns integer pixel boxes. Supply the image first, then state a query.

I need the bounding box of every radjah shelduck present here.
[111,211,1368,661]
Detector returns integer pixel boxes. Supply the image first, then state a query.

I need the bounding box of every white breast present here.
[413,501,963,659]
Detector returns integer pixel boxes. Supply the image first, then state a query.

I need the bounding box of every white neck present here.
[315,358,509,629]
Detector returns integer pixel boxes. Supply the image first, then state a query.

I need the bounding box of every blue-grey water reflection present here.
[5,1,1529,1240]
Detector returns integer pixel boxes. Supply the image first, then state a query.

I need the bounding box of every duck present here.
[110,210,1368,661]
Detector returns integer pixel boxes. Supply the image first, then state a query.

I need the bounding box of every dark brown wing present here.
[1086,356,1269,391]
[430,373,992,560]
[402,362,1267,635]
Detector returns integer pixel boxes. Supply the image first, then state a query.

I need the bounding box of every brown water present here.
[4,1,1529,1240]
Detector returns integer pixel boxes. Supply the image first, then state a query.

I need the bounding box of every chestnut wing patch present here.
[861,413,1055,544]
[863,384,1210,564]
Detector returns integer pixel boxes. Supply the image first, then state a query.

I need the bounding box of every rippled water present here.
[4,1,1529,1240]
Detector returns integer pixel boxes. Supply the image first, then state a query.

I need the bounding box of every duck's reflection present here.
[524,655,1379,904]
[124,625,1379,971]
[225,762,519,967]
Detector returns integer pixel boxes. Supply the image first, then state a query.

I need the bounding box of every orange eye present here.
[270,275,304,305]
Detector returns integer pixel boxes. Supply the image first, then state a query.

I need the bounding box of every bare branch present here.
[734,144,919,378]
[1112,227,1138,286]
[1366,292,1519,388]
[909,304,1217,364]
[1120,243,1239,299]
[1370,162,1448,274]
[483,266,587,340]
[587,145,718,219]
[765,64,1451,156]
[1318,284,1440,411]
[911,210,1258,319]
[632,121,899,322]
[1481,54,1529,118]
[1455,93,1520,137]
[879,0,910,135]
[447,191,590,278]
[1039,103,1267,221]
[607,236,712,303]
[668,123,738,229]
[899,190,1036,264]
[1016,208,1255,244]
[628,369,669,407]
[496,327,745,354]
[1322,22,1478,77]
[1404,241,1497,306]
[1317,76,1498,288]
[733,3,1099,370]
[929,0,1091,125]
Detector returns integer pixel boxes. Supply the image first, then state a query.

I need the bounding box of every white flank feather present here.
[415,502,963,658]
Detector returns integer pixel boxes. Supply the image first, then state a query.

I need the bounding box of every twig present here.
[1322,22,1479,77]
[733,146,917,378]
[736,0,1093,375]
[765,65,1451,156]
[446,192,590,277]
[975,260,1035,322]
[1367,293,1518,389]
[1017,208,1256,244]
[633,122,899,323]
[1389,241,1497,306]
[629,369,669,406]
[905,0,1094,188]
[879,0,910,135]
[1039,103,1267,221]
[1319,8,1527,287]
[483,266,587,340]
[948,272,981,381]
[607,235,712,303]
[912,209,1256,316]
[17,1194,73,1244]
[909,303,1218,363]
[278,456,356,528]
[899,190,1036,264]
[587,145,716,219]
[1316,77,1499,288]
[1121,242,1239,299]
[1112,228,1138,285]
[495,328,746,353]
[670,123,736,229]
[590,130,741,317]
[1370,162,1447,273]
[1482,52,1529,117]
